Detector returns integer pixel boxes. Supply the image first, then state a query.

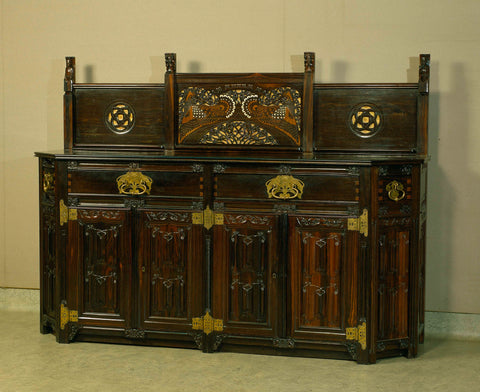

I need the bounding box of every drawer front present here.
[376,165,415,218]
[68,162,204,199]
[214,166,360,204]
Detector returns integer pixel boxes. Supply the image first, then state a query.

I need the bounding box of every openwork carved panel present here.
[105,102,135,134]
[348,103,383,138]
[178,86,302,146]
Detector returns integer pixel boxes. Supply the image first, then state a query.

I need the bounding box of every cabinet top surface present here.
[35,149,428,165]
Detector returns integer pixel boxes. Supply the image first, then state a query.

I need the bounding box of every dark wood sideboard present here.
[36,53,430,363]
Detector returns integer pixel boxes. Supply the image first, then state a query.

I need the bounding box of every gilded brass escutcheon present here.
[265,175,304,200]
[386,180,405,202]
[192,311,223,335]
[116,171,153,195]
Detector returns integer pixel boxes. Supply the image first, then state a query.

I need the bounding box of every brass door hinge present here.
[348,208,368,237]
[192,206,224,230]
[192,311,224,335]
[346,321,367,350]
[60,302,78,330]
[59,199,77,226]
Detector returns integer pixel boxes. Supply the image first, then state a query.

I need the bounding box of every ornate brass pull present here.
[386,180,405,202]
[265,175,304,200]
[116,171,153,195]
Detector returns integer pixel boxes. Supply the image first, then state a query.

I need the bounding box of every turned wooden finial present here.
[304,52,315,73]
[419,54,430,95]
[165,53,176,73]
[64,57,75,92]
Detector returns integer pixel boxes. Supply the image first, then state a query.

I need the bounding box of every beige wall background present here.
[1,0,479,314]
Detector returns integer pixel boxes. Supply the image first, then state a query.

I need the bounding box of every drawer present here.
[376,165,415,217]
[214,166,360,203]
[67,162,204,198]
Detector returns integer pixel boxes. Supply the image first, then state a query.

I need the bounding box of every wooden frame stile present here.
[63,57,75,150]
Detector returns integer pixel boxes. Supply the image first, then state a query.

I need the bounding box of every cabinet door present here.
[212,213,281,339]
[137,210,204,333]
[288,215,358,342]
[67,207,132,331]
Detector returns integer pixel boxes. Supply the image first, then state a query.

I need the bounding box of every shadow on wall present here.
[412,59,478,313]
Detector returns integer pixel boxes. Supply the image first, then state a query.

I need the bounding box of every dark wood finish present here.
[36,53,430,363]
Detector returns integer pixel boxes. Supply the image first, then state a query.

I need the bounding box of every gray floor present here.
[1,309,479,392]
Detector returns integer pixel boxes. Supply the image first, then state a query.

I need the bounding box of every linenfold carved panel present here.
[178,86,302,146]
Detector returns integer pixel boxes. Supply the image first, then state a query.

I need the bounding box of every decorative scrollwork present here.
[296,217,344,228]
[116,171,153,195]
[273,338,295,349]
[225,215,271,225]
[178,86,301,146]
[125,329,146,339]
[146,211,190,223]
[386,180,406,202]
[85,267,117,284]
[266,175,304,200]
[348,103,383,138]
[199,121,279,145]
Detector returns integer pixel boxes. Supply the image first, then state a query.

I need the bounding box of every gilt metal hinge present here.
[59,199,77,226]
[346,321,367,350]
[347,208,368,237]
[192,311,224,335]
[60,302,78,330]
[192,206,224,230]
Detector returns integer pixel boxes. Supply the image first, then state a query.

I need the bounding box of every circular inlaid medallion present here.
[348,103,383,138]
[105,102,135,134]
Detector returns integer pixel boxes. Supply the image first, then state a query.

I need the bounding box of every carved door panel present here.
[212,213,281,339]
[289,215,359,342]
[377,223,412,343]
[67,208,132,330]
[137,210,204,333]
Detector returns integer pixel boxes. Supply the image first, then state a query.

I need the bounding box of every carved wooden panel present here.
[377,227,411,340]
[73,86,166,149]
[40,204,56,319]
[313,87,418,152]
[68,208,132,328]
[212,213,280,337]
[138,210,204,332]
[289,215,358,340]
[176,74,303,148]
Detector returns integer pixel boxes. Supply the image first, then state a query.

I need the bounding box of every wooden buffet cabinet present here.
[36,53,430,363]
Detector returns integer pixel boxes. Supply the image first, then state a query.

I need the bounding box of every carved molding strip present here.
[78,210,122,220]
[125,329,146,339]
[296,217,345,228]
[146,211,190,223]
[224,214,272,225]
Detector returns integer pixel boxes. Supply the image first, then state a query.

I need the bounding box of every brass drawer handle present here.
[266,175,304,200]
[116,171,153,195]
[386,180,405,202]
